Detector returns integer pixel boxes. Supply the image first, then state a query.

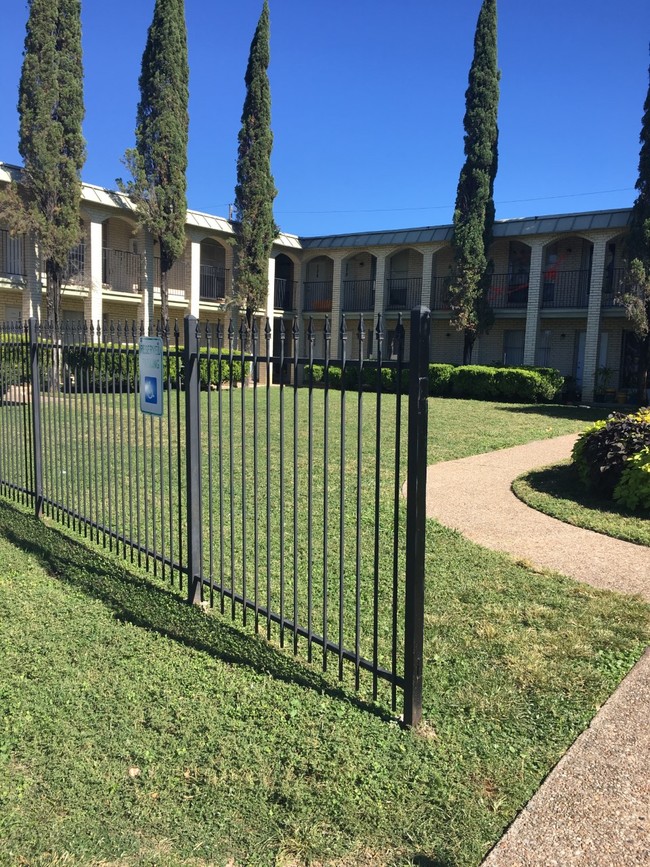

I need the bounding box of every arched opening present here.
[274,253,295,310]
[342,252,376,312]
[303,256,333,312]
[541,236,593,309]
[488,240,531,308]
[200,239,227,301]
[387,248,423,310]
[101,217,140,293]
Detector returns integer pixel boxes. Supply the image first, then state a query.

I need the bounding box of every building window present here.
[503,330,525,367]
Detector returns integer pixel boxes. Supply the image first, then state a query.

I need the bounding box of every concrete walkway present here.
[424,435,650,867]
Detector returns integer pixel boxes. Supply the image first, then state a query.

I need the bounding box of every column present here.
[189,235,201,319]
[582,237,608,403]
[138,231,155,333]
[22,231,43,322]
[523,240,545,366]
[372,252,387,354]
[83,216,103,332]
[330,254,344,356]
[421,249,434,308]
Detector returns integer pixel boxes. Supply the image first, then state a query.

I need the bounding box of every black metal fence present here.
[0,310,430,725]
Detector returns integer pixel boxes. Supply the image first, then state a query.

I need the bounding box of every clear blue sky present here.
[0,0,648,237]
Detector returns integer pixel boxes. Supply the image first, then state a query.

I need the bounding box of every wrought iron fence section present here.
[387,277,422,310]
[342,279,375,312]
[303,281,333,312]
[200,265,229,301]
[273,277,295,311]
[541,269,590,308]
[103,248,142,294]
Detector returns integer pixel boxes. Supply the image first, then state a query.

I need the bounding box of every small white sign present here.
[139,336,163,416]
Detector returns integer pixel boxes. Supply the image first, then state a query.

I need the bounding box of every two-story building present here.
[0,161,640,402]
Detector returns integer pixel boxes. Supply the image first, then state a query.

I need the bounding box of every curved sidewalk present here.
[424,435,650,867]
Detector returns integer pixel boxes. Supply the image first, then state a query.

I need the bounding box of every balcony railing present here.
[63,243,87,287]
[103,248,141,294]
[274,277,295,310]
[489,272,529,308]
[342,279,375,312]
[541,269,590,308]
[386,277,422,310]
[154,257,188,299]
[200,264,228,301]
[0,229,26,278]
[303,280,333,312]
[601,267,625,308]
[430,276,452,310]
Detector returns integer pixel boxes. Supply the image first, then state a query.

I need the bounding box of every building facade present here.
[0,161,640,402]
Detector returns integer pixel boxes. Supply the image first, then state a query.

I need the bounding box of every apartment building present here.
[0,161,640,402]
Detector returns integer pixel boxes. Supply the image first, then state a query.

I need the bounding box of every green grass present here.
[512,461,650,548]
[1,398,648,865]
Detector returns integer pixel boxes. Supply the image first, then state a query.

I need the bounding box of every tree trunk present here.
[638,333,649,405]
[46,260,63,391]
[463,330,475,365]
[160,265,169,333]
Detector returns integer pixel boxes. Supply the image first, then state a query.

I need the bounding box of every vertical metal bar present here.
[372,314,384,700]
[322,317,331,671]
[72,322,83,533]
[91,323,101,543]
[206,323,215,606]
[391,314,405,711]
[278,318,286,647]
[79,322,89,536]
[306,317,315,663]
[165,323,174,582]
[184,315,202,604]
[20,322,31,505]
[240,319,248,625]
[292,316,299,653]
[354,317,365,690]
[404,305,430,729]
[195,320,203,587]
[118,324,127,556]
[264,318,272,640]
[251,319,259,632]
[217,321,225,613]
[228,320,236,619]
[29,318,43,518]
[338,316,347,680]
[125,322,135,559]
[174,321,183,586]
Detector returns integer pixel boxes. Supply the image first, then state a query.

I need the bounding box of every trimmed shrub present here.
[428,364,454,396]
[571,409,650,498]
[614,447,650,512]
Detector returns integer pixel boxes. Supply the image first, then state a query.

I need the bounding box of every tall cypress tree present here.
[234,0,278,327]
[619,61,650,404]
[0,0,85,334]
[448,0,499,364]
[120,0,189,329]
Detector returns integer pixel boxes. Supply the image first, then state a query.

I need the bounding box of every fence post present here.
[184,315,202,605]
[28,318,43,518]
[404,305,430,727]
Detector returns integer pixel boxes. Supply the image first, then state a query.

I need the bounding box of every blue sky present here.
[0,0,649,237]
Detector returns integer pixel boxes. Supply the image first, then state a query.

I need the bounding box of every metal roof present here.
[299,208,632,249]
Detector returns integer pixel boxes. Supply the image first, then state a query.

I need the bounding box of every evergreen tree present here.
[234,0,278,327]
[619,61,650,404]
[120,0,189,329]
[0,0,85,334]
[448,0,499,364]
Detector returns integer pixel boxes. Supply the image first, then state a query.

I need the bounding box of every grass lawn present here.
[1,398,648,866]
[512,461,650,548]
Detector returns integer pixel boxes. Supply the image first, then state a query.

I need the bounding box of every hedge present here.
[304,362,562,403]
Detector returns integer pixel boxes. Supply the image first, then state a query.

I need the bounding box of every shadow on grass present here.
[0,499,394,723]
[494,404,606,423]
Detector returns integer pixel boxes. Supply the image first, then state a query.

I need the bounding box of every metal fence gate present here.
[0,309,429,725]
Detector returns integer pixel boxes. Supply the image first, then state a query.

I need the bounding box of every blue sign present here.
[139,337,163,416]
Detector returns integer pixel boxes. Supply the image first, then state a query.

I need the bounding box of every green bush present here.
[447,364,562,403]
[571,409,650,499]
[428,364,454,396]
[614,446,650,512]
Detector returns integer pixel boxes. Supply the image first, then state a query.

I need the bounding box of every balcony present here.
[0,229,26,279]
[601,267,625,308]
[430,276,452,310]
[386,277,422,310]
[489,272,529,308]
[342,279,375,312]
[103,248,141,294]
[200,265,228,302]
[303,280,332,313]
[274,277,295,310]
[154,257,188,300]
[63,243,87,287]
[541,270,590,308]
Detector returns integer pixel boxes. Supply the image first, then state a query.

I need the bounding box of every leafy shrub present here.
[614,447,650,511]
[447,365,562,402]
[571,409,650,498]
[428,364,454,396]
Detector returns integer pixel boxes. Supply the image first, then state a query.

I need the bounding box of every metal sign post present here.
[139,336,163,416]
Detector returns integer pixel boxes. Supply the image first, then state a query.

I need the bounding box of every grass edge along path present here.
[512,461,650,548]
[1,514,648,863]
